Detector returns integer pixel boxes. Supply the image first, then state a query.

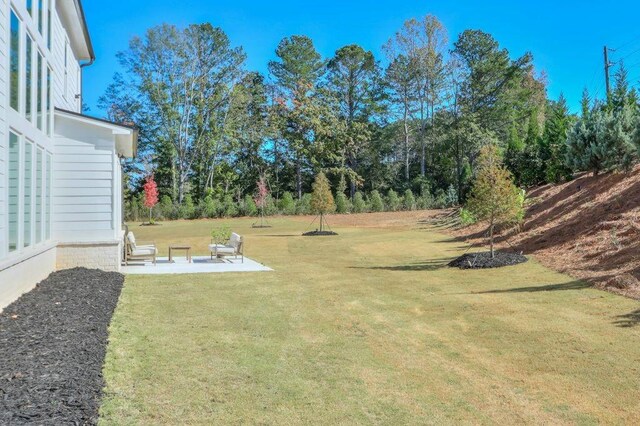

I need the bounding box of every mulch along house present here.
[0,0,137,310]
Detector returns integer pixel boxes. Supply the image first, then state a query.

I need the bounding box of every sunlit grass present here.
[100,213,640,424]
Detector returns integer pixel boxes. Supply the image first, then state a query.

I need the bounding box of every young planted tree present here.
[310,171,336,233]
[466,144,524,258]
[252,175,271,228]
[143,174,159,224]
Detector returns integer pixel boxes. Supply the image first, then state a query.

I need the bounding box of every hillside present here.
[448,166,640,299]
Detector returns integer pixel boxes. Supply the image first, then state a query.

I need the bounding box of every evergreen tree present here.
[368,190,385,212]
[386,189,401,211]
[352,191,367,213]
[403,189,416,211]
[542,95,574,183]
[279,192,296,215]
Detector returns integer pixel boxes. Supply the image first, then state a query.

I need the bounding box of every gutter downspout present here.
[78,58,95,112]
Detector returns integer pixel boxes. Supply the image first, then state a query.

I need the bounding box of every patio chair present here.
[209,232,244,263]
[124,231,158,265]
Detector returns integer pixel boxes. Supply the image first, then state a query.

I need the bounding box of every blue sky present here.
[81,0,640,115]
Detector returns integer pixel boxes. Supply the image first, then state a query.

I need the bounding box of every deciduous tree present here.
[466,144,523,258]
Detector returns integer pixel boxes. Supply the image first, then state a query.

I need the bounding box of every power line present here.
[613,34,640,52]
[615,45,640,63]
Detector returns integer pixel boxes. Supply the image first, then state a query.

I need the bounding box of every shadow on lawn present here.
[350,259,451,272]
[613,309,640,328]
[474,280,592,294]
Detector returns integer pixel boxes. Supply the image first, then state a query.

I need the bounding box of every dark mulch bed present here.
[0,268,124,425]
[448,251,528,269]
[302,230,339,236]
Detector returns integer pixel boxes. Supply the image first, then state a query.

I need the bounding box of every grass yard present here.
[100,213,640,424]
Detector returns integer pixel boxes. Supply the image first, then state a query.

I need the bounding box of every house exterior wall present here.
[0,0,7,270]
[56,241,120,271]
[0,0,120,312]
[53,118,118,243]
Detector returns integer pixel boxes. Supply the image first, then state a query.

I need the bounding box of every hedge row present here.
[126,187,459,222]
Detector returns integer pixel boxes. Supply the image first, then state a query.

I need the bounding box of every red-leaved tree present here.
[143,174,159,224]
[253,175,270,227]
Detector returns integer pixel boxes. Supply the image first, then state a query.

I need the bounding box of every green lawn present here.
[100,214,640,424]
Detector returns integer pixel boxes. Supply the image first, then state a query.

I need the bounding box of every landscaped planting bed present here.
[448,251,528,269]
[0,268,124,425]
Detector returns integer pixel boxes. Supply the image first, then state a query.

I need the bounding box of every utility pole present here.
[603,46,614,102]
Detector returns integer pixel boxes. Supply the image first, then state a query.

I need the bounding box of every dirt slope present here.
[448,166,640,299]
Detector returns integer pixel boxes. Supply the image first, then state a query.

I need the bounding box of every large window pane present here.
[27,0,33,16]
[24,141,33,248]
[46,153,52,240]
[8,133,20,252]
[36,148,43,244]
[26,36,33,121]
[10,11,20,111]
[37,51,43,130]
[47,1,52,50]
[47,67,52,135]
[38,0,43,35]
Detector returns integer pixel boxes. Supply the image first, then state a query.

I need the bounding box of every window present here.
[8,133,20,252]
[26,0,33,16]
[64,39,68,99]
[47,0,52,50]
[47,67,52,135]
[26,35,33,121]
[46,153,52,240]
[36,148,43,244]
[24,140,33,248]
[38,0,43,35]
[37,51,43,130]
[10,11,20,111]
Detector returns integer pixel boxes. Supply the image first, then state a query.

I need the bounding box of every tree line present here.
[98,15,640,221]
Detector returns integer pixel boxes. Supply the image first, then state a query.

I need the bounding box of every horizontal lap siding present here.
[53,135,115,243]
[51,11,79,112]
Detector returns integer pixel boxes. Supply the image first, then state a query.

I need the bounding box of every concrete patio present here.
[121,256,272,275]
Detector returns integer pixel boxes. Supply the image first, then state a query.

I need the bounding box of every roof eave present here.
[57,0,95,62]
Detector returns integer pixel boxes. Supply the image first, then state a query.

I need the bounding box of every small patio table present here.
[169,244,192,263]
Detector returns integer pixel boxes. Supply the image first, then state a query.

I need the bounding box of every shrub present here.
[210,225,231,244]
[335,192,351,214]
[445,184,458,208]
[416,191,433,210]
[241,194,258,216]
[386,189,401,212]
[199,195,217,218]
[459,208,477,226]
[264,194,278,216]
[352,191,367,213]
[223,195,238,217]
[178,194,197,219]
[403,189,416,211]
[368,190,385,212]
[158,195,175,220]
[279,192,296,215]
[295,193,312,215]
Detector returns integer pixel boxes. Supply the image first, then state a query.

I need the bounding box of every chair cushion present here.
[209,244,235,254]
[229,233,242,248]
[132,247,157,256]
[127,232,137,249]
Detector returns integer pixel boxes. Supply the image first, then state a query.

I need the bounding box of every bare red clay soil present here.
[445,166,640,299]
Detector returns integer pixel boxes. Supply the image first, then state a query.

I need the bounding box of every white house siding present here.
[53,117,117,243]
[0,0,7,260]
[51,6,80,112]
[52,115,123,272]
